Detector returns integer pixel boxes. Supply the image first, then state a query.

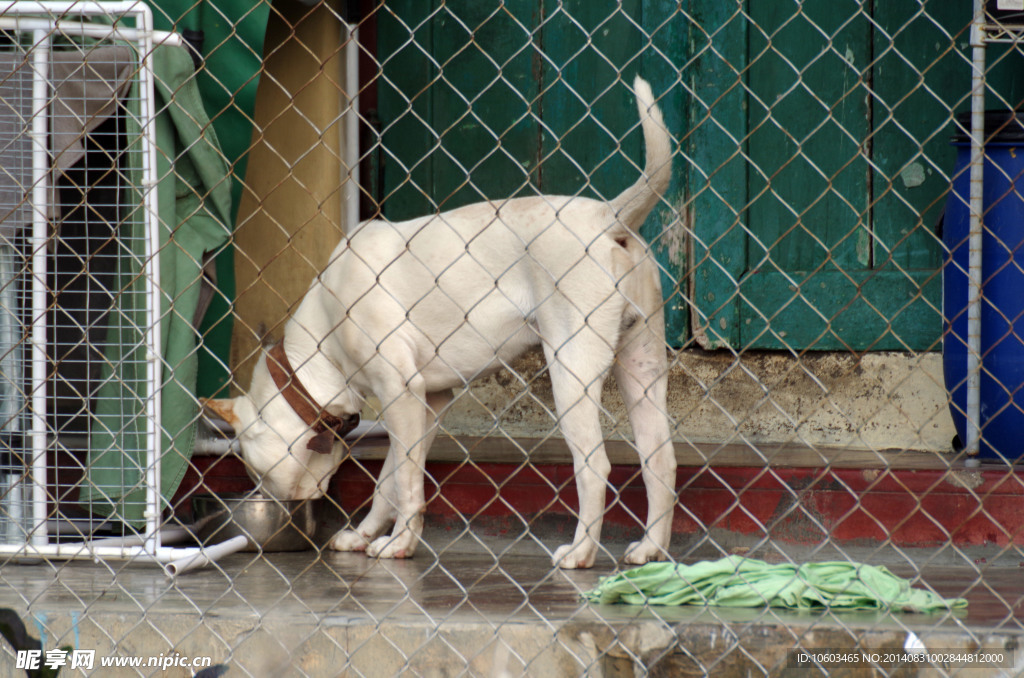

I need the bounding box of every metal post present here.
[29,29,49,547]
[134,2,163,558]
[344,22,360,233]
[966,0,987,460]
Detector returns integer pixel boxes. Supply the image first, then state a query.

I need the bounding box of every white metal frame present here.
[0,1,244,575]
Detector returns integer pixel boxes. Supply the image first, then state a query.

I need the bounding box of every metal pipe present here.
[966,0,987,459]
[192,437,241,456]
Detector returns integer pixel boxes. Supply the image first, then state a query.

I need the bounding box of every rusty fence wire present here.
[0,0,1021,676]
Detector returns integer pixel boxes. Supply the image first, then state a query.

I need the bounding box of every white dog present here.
[206,76,675,569]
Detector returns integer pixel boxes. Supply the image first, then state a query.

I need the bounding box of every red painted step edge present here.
[176,456,1024,548]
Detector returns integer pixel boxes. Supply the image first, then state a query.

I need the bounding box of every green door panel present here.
[378,1,1008,352]
[690,0,989,351]
[640,0,692,345]
[378,0,688,342]
[686,0,748,348]
[378,0,448,221]
[747,0,871,273]
[871,1,962,273]
[429,2,542,211]
[739,268,941,351]
[538,0,646,202]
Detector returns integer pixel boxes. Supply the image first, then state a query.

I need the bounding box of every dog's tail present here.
[609,76,673,232]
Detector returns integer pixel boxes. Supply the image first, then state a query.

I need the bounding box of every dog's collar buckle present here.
[266,342,360,454]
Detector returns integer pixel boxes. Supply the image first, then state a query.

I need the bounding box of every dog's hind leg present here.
[614,314,676,565]
[540,303,622,570]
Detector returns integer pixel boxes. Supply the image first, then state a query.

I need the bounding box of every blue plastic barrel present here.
[943,111,1024,462]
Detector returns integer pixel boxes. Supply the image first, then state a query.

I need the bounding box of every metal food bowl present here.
[192,494,317,552]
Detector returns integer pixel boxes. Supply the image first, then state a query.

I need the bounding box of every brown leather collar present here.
[266,342,360,454]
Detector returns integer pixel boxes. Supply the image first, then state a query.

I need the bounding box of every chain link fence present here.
[0,0,1021,676]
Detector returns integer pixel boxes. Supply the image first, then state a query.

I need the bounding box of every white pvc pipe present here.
[3,529,245,575]
[966,0,986,459]
[131,1,164,559]
[0,542,201,561]
[163,536,249,577]
[0,538,246,576]
[0,18,182,47]
[29,29,49,548]
[344,23,360,232]
[0,1,141,12]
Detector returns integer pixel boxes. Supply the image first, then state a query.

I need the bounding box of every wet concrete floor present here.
[4,540,1020,628]
[0,530,1021,676]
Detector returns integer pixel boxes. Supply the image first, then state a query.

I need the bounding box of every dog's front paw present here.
[552,542,596,570]
[366,532,416,560]
[329,529,370,552]
[623,539,669,565]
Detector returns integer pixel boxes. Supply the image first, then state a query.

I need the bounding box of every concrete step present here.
[179,437,1024,552]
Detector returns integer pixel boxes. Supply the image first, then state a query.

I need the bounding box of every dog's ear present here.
[201,397,244,433]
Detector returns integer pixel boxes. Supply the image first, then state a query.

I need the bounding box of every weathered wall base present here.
[437,350,955,454]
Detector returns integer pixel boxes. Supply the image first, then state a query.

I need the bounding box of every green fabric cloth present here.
[80,44,232,525]
[148,0,272,397]
[584,557,968,613]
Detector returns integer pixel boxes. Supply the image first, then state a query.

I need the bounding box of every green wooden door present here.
[691,0,1022,351]
[377,1,1022,351]
[376,0,689,342]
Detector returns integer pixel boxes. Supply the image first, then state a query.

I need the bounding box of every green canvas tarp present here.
[79,44,232,525]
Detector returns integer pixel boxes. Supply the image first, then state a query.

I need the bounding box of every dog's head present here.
[202,354,348,501]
